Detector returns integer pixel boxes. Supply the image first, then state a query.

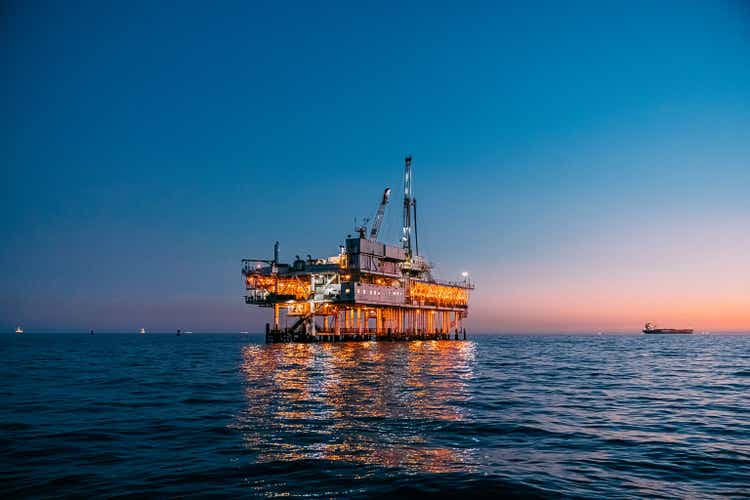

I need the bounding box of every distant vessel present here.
[643,322,693,335]
[139,328,146,335]
[15,326,23,334]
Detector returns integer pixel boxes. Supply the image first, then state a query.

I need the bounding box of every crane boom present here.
[369,187,391,240]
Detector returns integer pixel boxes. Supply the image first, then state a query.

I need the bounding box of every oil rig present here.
[242,157,473,342]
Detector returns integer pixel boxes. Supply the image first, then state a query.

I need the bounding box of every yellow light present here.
[247,274,311,300]
[409,282,469,307]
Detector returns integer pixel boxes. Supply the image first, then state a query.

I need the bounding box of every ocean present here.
[1,333,748,498]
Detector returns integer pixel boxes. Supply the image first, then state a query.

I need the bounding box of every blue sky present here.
[2,1,749,332]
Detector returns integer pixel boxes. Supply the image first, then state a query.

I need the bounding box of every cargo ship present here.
[241,156,473,343]
[643,322,693,334]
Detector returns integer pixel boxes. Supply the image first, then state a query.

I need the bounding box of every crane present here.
[369,187,391,240]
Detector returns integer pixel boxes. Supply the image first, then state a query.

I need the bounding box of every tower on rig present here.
[241,157,474,342]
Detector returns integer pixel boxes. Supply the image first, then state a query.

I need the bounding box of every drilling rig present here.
[241,157,474,342]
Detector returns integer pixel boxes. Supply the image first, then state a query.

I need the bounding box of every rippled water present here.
[2,334,749,498]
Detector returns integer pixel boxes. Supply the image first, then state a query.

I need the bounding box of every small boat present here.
[239,331,249,334]
[15,326,23,334]
[643,322,693,334]
[139,328,146,335]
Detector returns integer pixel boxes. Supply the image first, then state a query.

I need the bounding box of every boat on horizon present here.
[643,322,693,335]
[15,325,23,334]
[139,328,146,335]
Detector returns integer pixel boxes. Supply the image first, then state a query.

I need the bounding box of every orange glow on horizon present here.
[468,289,750,333]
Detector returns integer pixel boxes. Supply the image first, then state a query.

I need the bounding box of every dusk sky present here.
[2,1,749,333]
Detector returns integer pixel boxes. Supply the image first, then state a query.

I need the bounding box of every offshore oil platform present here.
[242,157,473,343]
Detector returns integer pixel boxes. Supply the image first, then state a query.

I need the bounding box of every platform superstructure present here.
[242,157,473,342]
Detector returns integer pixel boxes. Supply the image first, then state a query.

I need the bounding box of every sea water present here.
[2,333,748,497]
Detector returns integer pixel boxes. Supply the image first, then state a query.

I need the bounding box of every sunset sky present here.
[2,1,749,333]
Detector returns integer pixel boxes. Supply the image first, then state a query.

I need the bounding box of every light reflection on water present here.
[237,341,477,472]
[231,335,750,497]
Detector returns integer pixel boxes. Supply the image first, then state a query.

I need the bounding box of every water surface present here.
[2,334,749,497]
